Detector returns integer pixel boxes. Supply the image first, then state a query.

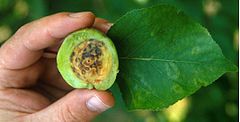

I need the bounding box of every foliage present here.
[108,4,237,110]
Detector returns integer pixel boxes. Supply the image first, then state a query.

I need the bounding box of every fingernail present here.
[107,23,113,27]
[97,23,113,32]
[86,95,111,112]
[69,12,93,18]
[104,23,113,30]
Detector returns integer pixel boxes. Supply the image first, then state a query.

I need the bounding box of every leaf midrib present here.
[119,57,203,64]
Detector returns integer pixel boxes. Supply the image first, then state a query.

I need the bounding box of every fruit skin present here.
[57,28,119,90]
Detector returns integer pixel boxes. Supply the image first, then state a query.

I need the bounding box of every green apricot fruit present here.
[57,28,119,90]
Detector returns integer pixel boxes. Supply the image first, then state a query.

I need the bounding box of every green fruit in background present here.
[57,28,119,90]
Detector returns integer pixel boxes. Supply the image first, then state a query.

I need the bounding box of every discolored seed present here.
[97,42,104,47]
[77,72,81,77]
[81,70,86,75]
[95,47,101,55]
[84,66,90,71]
[71,52,76,57]
[89,39,95,41]
[96,60,102,65]
[95,79,101,83]
[89,43,93,47]
[72,66,76,73]
[82,52,91,58]
[74,58,78,62]
[91,68,97,75]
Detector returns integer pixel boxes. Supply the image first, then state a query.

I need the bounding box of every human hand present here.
[0,12,114,122]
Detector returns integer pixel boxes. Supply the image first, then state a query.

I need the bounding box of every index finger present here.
[0,12,95,69]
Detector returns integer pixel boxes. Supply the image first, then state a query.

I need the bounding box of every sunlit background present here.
[0,0,238,122]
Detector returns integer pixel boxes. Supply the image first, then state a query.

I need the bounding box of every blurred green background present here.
[0,0,238,122]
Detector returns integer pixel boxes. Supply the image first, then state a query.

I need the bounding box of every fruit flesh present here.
[57,28,118,90]
[70,39,112,84]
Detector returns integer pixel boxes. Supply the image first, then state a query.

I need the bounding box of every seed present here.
[91,68,97,75]
[95,79,101,83]
[84,66,90,71]
[81,70,86,74]
[89,39,95,41]
[95,47,101,56]
[82,52,91,58]
[71,52,75,57]
[72,66,76,73]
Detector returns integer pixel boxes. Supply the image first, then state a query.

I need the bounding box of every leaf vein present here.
[120,57,203,64]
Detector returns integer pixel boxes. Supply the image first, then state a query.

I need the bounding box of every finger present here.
[40,58,73,91]
[42,18,113,59]
[42,39,63,59]
[93,18,113,33]
[35,58,73,101]
[35,81,70,102]
[0,12,95,70]
[24,89,114,122]
[0,61,44,89]
[0,89,50,114]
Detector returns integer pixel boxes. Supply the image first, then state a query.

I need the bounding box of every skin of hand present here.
[0,12,114,122]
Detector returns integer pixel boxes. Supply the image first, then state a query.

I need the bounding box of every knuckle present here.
[17,23,31,33]
[59,104,80,122]
[13,22,33,40]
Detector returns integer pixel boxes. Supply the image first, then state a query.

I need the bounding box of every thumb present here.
[25,89,114,122]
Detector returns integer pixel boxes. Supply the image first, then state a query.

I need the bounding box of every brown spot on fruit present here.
[70,39,111,84]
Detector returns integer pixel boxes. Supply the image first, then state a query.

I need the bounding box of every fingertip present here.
[94,90,115,107]
[25,89,115,122]
[46,12,96,39]
[69,11,95,19]
[68,89,115,109]
[93,23,113,33]
[86,90,115,113]
[95,18,109,24]
[68,11,96,26]
[93,18,113,33]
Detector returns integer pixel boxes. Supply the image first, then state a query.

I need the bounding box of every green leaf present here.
[107,4,237,110]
